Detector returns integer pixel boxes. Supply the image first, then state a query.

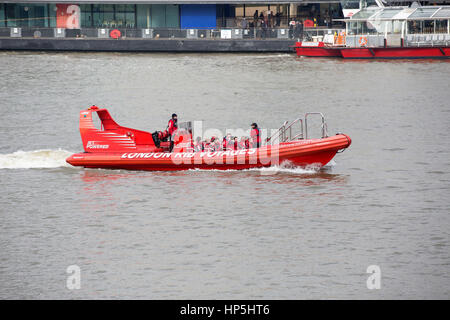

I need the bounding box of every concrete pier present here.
[0,38,295,53]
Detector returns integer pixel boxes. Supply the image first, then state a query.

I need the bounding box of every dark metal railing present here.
[1,27,302,40]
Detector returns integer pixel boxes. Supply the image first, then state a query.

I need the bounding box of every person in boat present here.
[168,113,178,136]
[188,137,195,153]
[223,133,232,150]
[233,137,239,150]
[250,123,261,148]
[167,113,178,152]
[226,134,235,151]
[214,138,222,151]
[194,137,203,152]
[205,137,215,152]
[238,137,248,150]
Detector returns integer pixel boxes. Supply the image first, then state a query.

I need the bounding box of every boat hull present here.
[294,41,342,57]
[295,44,450,59]
[339,46,450,59]
[67,134,351,171]
[295,46,342,57]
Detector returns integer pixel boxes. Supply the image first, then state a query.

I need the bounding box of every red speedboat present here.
[66,106,351,171]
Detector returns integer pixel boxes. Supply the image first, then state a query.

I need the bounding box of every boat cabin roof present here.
[335,6,450,22]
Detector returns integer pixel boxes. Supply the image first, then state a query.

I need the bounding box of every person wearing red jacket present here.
[233,137,239,150]
[250,123,261,148]
[167,113,178,152]
[167,113,178,136]
[238,137,247,149]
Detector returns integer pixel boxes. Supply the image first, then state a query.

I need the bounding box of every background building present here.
[0,1,349,30]
[1,1,448,30]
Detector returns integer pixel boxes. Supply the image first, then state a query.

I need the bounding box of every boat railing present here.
[305,112,328,140]
[266,113,328,145]
[405,33,450,47]
[345,33,450,47]
[267,120,289,145]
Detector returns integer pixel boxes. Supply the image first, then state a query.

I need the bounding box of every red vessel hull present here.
[295,43,450,59]
[339,46,450,59]
[67,135,352,171]
[295,47,342,57]
[295,41,342,57]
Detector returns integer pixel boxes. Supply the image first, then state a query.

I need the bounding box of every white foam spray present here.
[0,149,73,169]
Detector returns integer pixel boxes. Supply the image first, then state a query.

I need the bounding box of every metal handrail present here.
[283,118,304,141]
[267,120,288,145]
[305,112,327,139]
[267,112,328,145]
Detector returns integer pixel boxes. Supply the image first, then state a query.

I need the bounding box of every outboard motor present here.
[152,130,170,148]
[152,131,161,148]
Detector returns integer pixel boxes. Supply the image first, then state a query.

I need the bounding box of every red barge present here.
[66,106,351,171]
[295,5,450,59]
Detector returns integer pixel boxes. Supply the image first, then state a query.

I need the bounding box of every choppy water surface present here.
[0,52,449,299]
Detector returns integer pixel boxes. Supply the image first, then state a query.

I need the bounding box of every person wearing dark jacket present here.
[260,20,267,39]
[294,20,303,40]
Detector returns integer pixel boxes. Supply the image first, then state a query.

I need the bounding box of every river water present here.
[0,52,449,299]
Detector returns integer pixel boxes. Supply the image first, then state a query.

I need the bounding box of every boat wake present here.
[0,149,73,169]
[187,160,336,175]
[255,160,335,175]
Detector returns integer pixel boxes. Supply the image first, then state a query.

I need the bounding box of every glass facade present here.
[0,3,180,29]
[1,3,54,27]
[0,4,5,27]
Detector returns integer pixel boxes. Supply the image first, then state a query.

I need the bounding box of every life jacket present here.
[167,118,178,135]
[251,128,261,143]
[194,141,202,152]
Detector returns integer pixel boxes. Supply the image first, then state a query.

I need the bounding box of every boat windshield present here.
[374,9,403,20]
[350,8,380,20]
[408,8,441,19]
[434,8,450,18]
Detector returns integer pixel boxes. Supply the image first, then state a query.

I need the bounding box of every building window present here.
[135,4,180,29]
[0,3,181,29]
[4,3,49,27]
[0,4,5,27]
[80,4,92,28]
[92,4,114,27]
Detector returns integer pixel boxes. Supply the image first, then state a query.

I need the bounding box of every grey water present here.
[0,51,449,299]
